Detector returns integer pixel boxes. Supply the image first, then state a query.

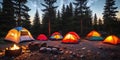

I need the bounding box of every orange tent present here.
[87,30,101,37]
[62,32,80,43]
[37,34,48,41]
[5,27,34,43]
[50,32,63,40]
[103,35,120,45]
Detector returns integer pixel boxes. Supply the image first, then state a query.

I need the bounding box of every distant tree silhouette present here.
[0,0,16,37]
[73,0,92,35]
[103,0,118,34]
[61,3,75,34]
[31,9,41,38]
[0,0,31,37]
[98,18,104,31]
[41,0,58,36]
[93,13,97,30]
[15,0,31,29]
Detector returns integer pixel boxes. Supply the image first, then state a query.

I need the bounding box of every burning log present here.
[5,44,22,57]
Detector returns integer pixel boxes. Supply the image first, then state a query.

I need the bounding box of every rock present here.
[82,47,86,50]
[39,47,47,53]
[61,56,66,60]
[69,51,73,54]
[87,50,91,53]
[41,43,47,47]
[98,46,103,49]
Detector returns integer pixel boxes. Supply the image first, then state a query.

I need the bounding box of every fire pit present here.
[5,44,22,57]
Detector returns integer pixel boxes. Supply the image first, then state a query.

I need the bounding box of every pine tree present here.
[61,4,66,21]
[31,9,41,38]
[94,13,97,25]
[14,0,31,28]
[98,18,103,31]
[54,10,61,32]
[41,0,58,36]
[73,0,92,35]
[69,3,73,17]
[57,10,61,20]
[103,0,118,34]
[0,0,15,37]
[98,18,102,25]
[93,13,97,30]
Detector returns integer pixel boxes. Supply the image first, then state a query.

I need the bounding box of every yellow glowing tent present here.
[103,35,120,45]
[5,27,34,43]
[62,32,80,43]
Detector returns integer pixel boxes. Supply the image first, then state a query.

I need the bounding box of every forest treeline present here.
[0,0,120,38]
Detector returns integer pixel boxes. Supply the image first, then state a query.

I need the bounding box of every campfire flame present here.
[10,44,20,50]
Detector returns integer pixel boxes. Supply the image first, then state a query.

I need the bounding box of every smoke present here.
[87,0,98,6]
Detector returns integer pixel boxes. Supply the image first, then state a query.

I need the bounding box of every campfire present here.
[9,44,20,50]
[5,44,22,57]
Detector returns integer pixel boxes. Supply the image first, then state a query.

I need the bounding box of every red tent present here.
[62,32,80,43]
[37,34,48,41]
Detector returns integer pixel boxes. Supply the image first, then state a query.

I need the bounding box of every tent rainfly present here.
[103,35,120,45]
[86,30,103,40]
[62,32,80,43]
[50,32,63,40]
[5,27,34,43]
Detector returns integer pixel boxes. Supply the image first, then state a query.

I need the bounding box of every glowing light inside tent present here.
[106,36,112,41]
[65,34,75,40]
[54,35,60,39]
[11,33,14,36]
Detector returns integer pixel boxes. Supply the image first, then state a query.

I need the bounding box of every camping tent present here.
[50,32,63,40]
[37,34,48,41]
[69,32,80,39]
[62,32,80,43]
[103,35,120,44]
[5,27,34,43]
[86,30,103,40]
[87,30,101,37]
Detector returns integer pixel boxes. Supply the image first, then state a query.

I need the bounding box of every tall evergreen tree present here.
[73,0,92,35]
[57,10,61,20]
[31,9,41,38]
[94,13,97,25]
[93,13,97,30]
[0,0,15,37]
[98,18,103,31]
[69,3,73,17]
[61,3,74,34]
[41,0,58,36]
[0,0,31,37]
[98,18,102,25]
[14,0,31,28]
[54,10,61,32]
[61,4,66,21]
[103,0,118,34]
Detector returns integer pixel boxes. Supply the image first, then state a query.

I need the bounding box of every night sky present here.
[0,0,120,21]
